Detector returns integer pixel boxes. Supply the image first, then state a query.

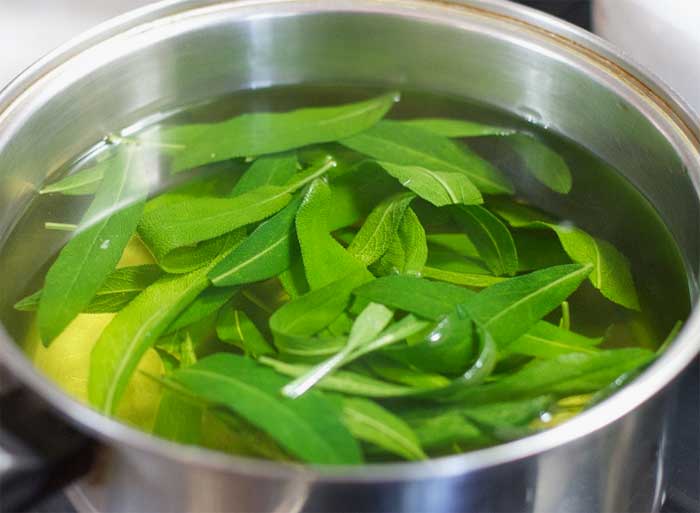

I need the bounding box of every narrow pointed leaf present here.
[340,120,512,194]
[451,205,518,276]
[348,192,415,266]
[341,398,427,461]
[163,92,397,173]
[209,195,302,286]
[165,354,362,464]
[373,208,428,276]
[217,308,274,356]
[505,321,602,359]
[38,147,147,345]
[401,118,516,138]
[376,161,482,206]
[463,263,592,347]
[230,152,297,195]
[507,134,572,194]
[295,179,369,289]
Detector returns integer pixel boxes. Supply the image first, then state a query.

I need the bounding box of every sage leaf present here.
[38,146,147,345]
[341,397,427,461]
[163,285,239,335]
[340,120,512,194]
[505,321,602,359]
[153,390,202,445]
[353,275,475,320]
[162,92,397,173]
[490,199,640,310]
[401,118,516,138]
[39,157,110,196]
[269,269,371,351]
[421,267,505,288]
[216,307,274,357]
[407,120,572,194]
[14,264,163,313]
[282,302,394,398]
[165,354,363,464]
[441,348,655,403]
[375,161,482,207]
[89,235,240,413]
[365,356,451,389]
[209,194,303,286]
[295,178,369,289]
[462,263,593,348]
[327,161,402,230]
[259,357,424,398]
[507,134,572,194]
[451,205,518,276]
[230,152,297,196]
[373,208,427,276]
[138,158,335,264]
[348,192,415,266]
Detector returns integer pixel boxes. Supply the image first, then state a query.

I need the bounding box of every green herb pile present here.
[16,91,679,464]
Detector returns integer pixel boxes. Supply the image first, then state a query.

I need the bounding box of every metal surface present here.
[0,1,699,512]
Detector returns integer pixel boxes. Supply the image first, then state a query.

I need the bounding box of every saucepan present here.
[0,1,699,512]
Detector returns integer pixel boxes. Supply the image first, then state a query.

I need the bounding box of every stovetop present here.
[4,1,696,512]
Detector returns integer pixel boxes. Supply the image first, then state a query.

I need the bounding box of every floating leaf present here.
[230,152,298,196]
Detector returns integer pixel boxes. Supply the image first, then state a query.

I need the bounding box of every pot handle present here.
[0,378,96,513]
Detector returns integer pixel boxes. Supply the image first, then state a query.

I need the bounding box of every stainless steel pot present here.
[0,1,699,512]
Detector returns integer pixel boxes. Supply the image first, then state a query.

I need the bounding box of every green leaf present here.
[507,134,572,194]
[327,161,402,230]
[384,307,474,375]
[366,355,451,389]
[407,120,571,194]
[38,146,147,345]
[162,92,397,173]
[421,267,505,288]
[400,118,516,138]
[230,152,298,196]
[490,199,640,310]
[138,159,335,264]
[89,268,211,413]
[14,264,163,313]
[441,348,655,403]
[282,302,394,398]
[451,205,518,276]
[372,208,428,276]
[269,269,371,351]
[209,195,302,286]
[462,264,592,348]
[259,357,424,398]
[341,397,426,461]
[84,265,164,312]
[505,321,602,359]
[348,192,415,266]
[163,285,239,335]
[39,158,108,195]
[165,354,363,464]
[512,230,570,271]
[216,307,274,357]
[375,161,482,207]
[153,390,203,445]
[340,120,512,194]
[353,275,475,320]
[88,236,240,414]
[295,179,369,289]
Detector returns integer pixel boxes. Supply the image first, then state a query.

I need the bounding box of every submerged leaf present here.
[38,146,148,345]
[341,397,426,461]
[163,92,397,173]
[341,121,512,195]
[165,354,362,464]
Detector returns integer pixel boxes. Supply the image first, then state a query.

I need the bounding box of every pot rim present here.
[1,0,699,482]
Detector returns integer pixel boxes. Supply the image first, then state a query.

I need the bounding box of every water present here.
[0,85,691,461]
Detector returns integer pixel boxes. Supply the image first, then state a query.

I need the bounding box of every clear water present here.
[0,85,691,460]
